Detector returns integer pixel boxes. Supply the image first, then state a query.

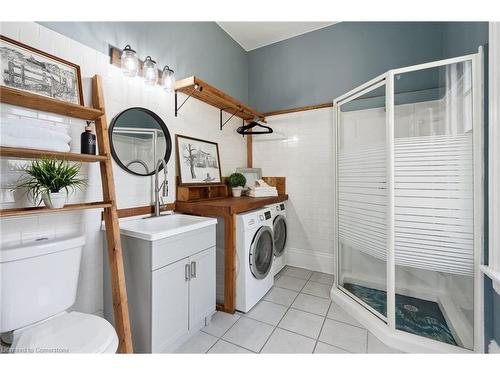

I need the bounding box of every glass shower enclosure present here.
[333,50,483,352]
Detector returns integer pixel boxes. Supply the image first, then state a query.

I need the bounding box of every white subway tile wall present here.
[0,22,246,315]
[252,108,335,274]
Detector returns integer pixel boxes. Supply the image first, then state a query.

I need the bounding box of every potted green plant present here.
[227,172,246,197]
[16,158,87,209]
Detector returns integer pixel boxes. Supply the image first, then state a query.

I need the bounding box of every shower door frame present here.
[333,49,484,353]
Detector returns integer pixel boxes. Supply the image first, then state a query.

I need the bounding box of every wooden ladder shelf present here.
[0,78,134,353]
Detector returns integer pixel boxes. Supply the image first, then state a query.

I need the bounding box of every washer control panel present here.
[259,210,272,221]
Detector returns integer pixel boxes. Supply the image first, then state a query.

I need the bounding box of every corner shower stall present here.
[332,50,484,353]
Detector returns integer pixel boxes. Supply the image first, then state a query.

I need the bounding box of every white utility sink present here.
[118,214,217,241]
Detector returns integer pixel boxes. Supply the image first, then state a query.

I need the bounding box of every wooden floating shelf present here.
[0,86,104,121]
[0,146,108,162]
[175,76,265,122]
[0,201,112,218]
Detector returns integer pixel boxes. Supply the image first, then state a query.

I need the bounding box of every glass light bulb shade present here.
[162,67,175,92]
[143,56,158,85]
[121,46,138,77]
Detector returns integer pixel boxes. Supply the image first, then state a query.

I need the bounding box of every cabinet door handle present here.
[185,263,191,281]
[190,261,196,278]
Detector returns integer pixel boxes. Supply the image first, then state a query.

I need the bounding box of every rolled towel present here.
[1,135,70,153]
[0,118,71,144]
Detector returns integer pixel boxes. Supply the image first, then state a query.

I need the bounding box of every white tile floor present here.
[175,266,402,354]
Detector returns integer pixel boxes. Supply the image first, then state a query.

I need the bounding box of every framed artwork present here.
[0,35,84,105]
[236,167,262,188]
[176,134,222,185]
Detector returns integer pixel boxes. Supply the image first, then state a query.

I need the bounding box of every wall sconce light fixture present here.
[120,45,139,77]
[143,56,158,85]
[162,65,175,92]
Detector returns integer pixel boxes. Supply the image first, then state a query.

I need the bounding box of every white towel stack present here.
[0,117,71,152]
[247,179,278,197]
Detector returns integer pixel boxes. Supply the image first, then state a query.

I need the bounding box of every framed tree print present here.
[175,135,222,185]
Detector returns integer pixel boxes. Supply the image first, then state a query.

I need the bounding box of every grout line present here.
[313,301,331,353]
[257,266,314,353]
[263,286,300,305]
[365,330,369,353]
[204,312,243,353]
[219,338,259,353]
[325,316,366,330]
[283,304,330,318]
[315,339,354,354]
[300,289,332,299]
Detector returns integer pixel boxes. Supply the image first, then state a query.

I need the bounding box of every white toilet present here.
[0,235,118,353]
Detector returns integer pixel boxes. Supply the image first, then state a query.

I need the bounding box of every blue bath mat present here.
[343,283,457,346]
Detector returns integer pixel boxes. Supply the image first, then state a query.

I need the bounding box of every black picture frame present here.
[175,134,222,186]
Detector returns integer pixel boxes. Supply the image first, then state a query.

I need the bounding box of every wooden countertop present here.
[175,194,288,217]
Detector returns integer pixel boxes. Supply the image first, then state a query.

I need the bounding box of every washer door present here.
[249,226,274,280]
[273,215,287,257]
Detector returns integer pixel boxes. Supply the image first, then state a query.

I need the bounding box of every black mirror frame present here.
[108,107,172,177]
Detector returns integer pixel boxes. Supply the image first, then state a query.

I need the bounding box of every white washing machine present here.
[235,207,274,313]
[267,202,288,276]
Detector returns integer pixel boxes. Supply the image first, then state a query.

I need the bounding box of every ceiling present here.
[216,22,338,51]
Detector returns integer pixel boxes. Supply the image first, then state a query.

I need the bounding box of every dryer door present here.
[249,226,274,280]
[273,215,287,257]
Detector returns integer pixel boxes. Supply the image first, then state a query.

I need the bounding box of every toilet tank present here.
[0,235,85,333]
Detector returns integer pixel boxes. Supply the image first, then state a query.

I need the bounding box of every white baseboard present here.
[286,247,334,274]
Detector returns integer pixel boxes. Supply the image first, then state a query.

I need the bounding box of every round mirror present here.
[109,107,172,176]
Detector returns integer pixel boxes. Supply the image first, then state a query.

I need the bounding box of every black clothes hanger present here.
[236,121,273,135]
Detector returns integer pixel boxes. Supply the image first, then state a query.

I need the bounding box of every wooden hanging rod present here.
[263,102,334,117]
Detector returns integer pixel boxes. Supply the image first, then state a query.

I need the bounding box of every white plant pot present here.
[231,187,243,197]
[42,191,67,209]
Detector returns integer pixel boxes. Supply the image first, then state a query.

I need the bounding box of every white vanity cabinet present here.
[103,216,217,353]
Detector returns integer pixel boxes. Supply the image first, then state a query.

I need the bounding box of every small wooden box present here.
[176,180,229,202]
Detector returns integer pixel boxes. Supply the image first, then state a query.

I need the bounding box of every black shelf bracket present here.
[219,107,240,130]
[175,84,201,117]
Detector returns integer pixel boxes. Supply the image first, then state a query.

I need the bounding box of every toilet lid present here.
[12,312,118,353]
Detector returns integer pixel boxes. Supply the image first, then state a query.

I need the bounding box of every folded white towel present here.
[1,122,71,145]
[248,186,278,193]
[1,135,70,153]
[248,191,278,197]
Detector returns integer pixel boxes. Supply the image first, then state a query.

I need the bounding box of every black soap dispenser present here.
[81,121,96,155]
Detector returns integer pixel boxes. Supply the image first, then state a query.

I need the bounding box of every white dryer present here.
[235,208,274,313]
[267,202,288,276]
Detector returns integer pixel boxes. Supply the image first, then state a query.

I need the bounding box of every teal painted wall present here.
[442,22,489,58]
[247,22,488,114]
[38,22,249,103]
[248,22,447,113]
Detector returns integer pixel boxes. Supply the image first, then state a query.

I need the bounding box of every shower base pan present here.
[343,283,457,346]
